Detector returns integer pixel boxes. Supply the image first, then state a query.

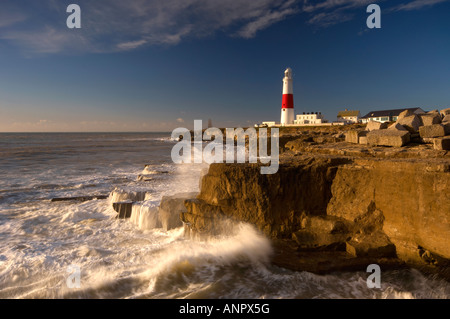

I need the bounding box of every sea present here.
[0,132,448,299]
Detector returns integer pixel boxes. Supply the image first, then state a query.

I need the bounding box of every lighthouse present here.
[280,68,294,126]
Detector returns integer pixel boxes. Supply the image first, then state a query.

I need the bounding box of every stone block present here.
[366,121,388,131]
[397,115,423,133]
[420,113,442,126]
[419,124,446,138]
[440,108,450,117]
[113,201,133,219]
[388,123,407,131]
[442,115,450,123]
[367,129,411,147]
[345,130,367,144]
[433,137,450,150]
[359,136,368,145]
[398,109,414,120]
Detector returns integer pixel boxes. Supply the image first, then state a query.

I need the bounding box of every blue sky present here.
[0,0,449,132]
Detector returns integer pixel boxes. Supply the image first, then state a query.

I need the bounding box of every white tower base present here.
[281,108,295,126]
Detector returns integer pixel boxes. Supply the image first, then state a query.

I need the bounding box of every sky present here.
[0,0,449,132]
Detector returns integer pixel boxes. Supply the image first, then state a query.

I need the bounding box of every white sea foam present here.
[130,201,161,230]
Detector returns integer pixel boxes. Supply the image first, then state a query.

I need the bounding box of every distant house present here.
[294,112,326,125]
[337,109,360,124]
[360,107,425,123]
[262,121,276,127]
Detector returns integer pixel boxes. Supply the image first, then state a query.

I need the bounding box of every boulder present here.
[137,174,153,182]
[398,109,414,120]
[442,115,450,124]
[292,230,346,251]
[366,121,388,131]
[420,113,442,126]
[304,216,348,234]
[397,115,423,133]
[113,201,133,219]
[109,188,147,203]
[421,137,435,144]
[367,129,411,147]
[440,108,450,117]
[159,192,198,231]
[419,124,446,138]
[359,136,368,145]
[388,123,407,131]
[433,137,450,151]
[345,130,367,144]
[346,233,396,258]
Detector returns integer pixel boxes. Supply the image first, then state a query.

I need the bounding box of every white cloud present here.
[1,0,447,53]
[391,0,448,11]
[302,0,448,27]
[176,118,185,123]
[0,0,300,54]
[302,0,376,27]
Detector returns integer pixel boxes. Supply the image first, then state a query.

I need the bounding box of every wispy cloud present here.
[0,0,448,54]
[302,0,448,27]
[302,0,377,27]
[0,0,300,54]
[391,0,449,11]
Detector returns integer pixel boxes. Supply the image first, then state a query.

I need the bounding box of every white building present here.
[294,112,325,125]
[337,109,360,124]
[360,107,425,123]
[261,121,276,127]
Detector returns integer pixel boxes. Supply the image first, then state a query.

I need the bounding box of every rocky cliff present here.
[181,142,450,277]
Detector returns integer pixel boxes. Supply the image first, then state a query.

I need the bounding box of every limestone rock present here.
[420,113,442,126]
[397,115,423,133]
[186,155,450,274]
[433,137,450,150]
[327,159,450,265]
[304,216,349,234]
[346,233,396,258]
[109,188,147,203]
[367,129,411,147]
[398,109,414,120]
[440,108,450,117]
[284,137,314,152]
[366,121,388,132]
[159,192,198,231]
[113,201,133,219]
[442,115,450,123]
[388,123,407,131]
[421,137,435,144]
[359,136,368,145]
[292,230,347,251]
[137,175,153,182]
[419,124,446,138]
[345,130,367,144]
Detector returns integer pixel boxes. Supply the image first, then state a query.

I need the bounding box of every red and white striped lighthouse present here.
[280,68,294,126]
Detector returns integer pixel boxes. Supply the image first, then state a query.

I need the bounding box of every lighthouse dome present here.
[284,68,292,77]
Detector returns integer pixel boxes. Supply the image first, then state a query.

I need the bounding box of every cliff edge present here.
[181,129,450,278]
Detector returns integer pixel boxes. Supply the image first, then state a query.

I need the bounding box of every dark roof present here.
[337,110,360,117]
[361,107,424,119]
